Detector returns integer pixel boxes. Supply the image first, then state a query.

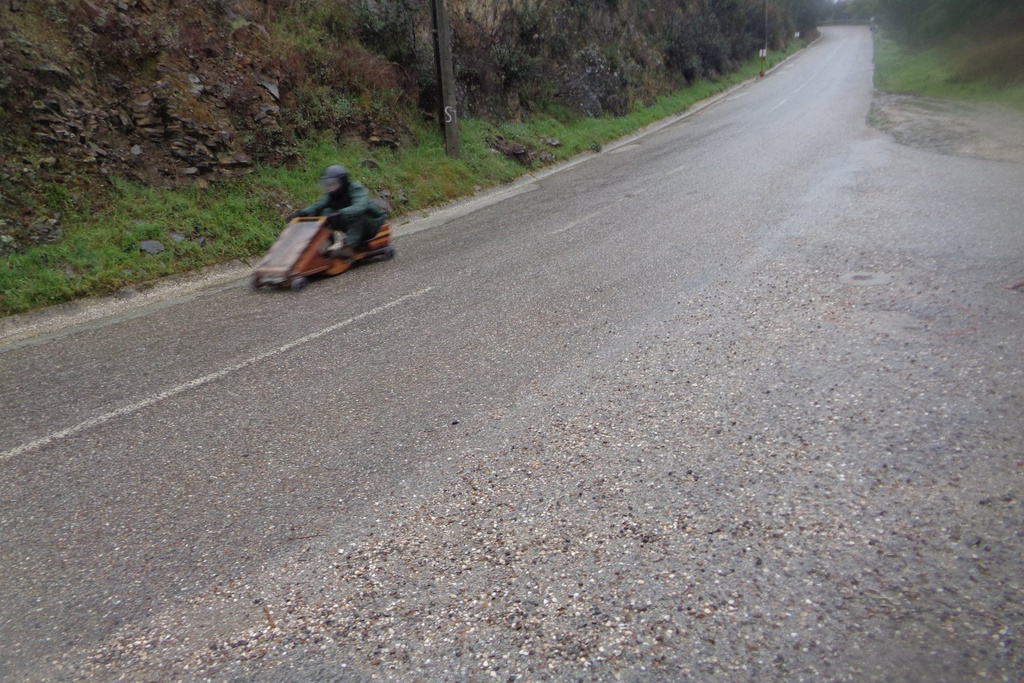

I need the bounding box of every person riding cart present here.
[287,165,385,258]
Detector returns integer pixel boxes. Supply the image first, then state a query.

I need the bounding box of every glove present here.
[286,211,302,221]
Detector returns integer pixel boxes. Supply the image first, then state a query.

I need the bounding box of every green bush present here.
[353,0,419,66]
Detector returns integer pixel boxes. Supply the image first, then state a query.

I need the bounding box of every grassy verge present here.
[873,33,1024,109]
[0,43,802,318]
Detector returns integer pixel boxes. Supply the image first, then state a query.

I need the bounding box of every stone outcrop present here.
[0,0,383,252]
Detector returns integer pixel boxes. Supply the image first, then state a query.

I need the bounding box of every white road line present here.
[550,198,627,235]
[793,39,846,94]
[0,287,433,463]
[768,97,791,113]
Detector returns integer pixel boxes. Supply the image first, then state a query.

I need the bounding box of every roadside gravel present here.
[65,211,1023,682]
[16,74,1023,683]
[871,92,1024,164]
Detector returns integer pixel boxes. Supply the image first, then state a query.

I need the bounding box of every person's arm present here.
[336,182,371,219]
[298,195,330,216]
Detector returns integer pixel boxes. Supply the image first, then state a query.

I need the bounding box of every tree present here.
[877,0,1024,44]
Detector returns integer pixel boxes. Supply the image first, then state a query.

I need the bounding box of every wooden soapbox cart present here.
[251,216,394,291]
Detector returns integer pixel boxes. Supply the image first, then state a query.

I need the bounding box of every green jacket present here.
[298,181,385,237]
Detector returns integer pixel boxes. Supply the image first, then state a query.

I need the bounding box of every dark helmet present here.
[321,165,348,184]
[321,165,347,192]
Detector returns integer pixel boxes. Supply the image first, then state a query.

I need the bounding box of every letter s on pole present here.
[444,106,456,123]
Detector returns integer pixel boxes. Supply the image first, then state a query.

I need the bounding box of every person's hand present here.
[286,211,302,221]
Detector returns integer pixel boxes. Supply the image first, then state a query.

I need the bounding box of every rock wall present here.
[1,0,418,252]
[1,1,290,185]
[1,0,294,250]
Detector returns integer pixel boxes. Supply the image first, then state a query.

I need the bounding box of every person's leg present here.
[341,219,368,248]
[344,215,382,249]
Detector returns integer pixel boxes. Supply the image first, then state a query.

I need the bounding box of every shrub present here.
[353,0,422,67]
[954,25,1024,84]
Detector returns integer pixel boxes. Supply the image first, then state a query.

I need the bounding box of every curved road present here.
[2,26,1022,682]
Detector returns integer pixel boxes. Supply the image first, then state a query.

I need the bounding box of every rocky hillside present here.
[0,0,817,252]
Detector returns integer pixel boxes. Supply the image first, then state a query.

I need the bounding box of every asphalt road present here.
[2,26,1022,682]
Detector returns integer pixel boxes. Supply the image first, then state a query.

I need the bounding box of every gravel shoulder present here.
[870,91,1024,163]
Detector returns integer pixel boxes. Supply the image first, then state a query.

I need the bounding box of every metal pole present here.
[760,0,767,77]
[431,0,459,158]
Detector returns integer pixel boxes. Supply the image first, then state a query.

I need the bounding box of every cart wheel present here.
[290,276,309,291]
[251,276,264,290]
[382,247,396,261]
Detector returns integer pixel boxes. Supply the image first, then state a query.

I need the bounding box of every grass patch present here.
[874,33,1024,110]
[1,43,802,318]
